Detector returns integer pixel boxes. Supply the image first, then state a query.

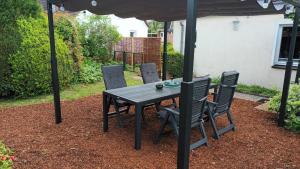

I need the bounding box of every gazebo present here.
[46,0,300,168]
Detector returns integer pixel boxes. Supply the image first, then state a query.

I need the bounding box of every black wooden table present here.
[103,80,217,150]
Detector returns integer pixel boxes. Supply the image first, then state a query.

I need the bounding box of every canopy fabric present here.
[54,0,284,21]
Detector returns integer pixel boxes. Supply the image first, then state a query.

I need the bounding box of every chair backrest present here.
[215,71,239,114]
[101,65,127,90]
[191,76,211,123]
[140,63,160,84]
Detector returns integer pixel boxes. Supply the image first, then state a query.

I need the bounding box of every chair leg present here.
[227,110,236,131]
[171,98,177,108]
[199,121,208,146]
[208,111,220,140]
[190,121,208,150]
[155,102,161,112]
[169,114,179,140]
[112,100,124,128]
[154,114,170,144]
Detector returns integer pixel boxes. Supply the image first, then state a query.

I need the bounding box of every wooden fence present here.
[113,37,161,73]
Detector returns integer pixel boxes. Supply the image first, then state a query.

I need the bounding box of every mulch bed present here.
[0,95,299,169]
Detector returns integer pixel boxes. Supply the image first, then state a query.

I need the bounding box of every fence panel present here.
[114,37,161,73]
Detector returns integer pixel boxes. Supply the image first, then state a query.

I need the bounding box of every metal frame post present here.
[47,0,62,124]
[177,0,198,168]
[123,51,127,71]
[162,22,168,80]
[278,7,300,126]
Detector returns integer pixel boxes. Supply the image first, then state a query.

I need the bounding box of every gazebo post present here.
[177,0,198,168]
[162,22,168,80]
[47,0,62,124]
[278,7,300,126]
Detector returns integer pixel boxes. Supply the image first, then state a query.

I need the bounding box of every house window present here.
[130,30,136,37]
[160,32,164,38]
[273,23,300,66]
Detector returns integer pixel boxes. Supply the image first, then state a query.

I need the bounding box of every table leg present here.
[135,104,142,150]
[103,93,109,132]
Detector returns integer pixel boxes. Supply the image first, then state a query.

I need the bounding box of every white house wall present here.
[173,15,297,89]
[109,15,148,37]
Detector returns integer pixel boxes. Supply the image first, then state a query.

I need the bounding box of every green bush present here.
[269,83,300,132]
[77,59,102,84]
[79,15,122,63]
[167,52,184,78]
[55,15,83,74]
[0,0,42,97]
[8,16,74,98]
[0,141,14,169]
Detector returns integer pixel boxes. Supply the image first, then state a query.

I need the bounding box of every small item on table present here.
[155,83,164,90]
[164,79,180,88]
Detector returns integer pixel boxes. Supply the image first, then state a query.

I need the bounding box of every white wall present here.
[173,15,297,89]
[109,15,148,37]
[77,11,148,37]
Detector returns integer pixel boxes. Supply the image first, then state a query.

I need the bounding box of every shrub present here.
[269,83,300,132]
[8,16,74,98]
[0,141,14,169]
[0,0,42,97]
[79,15,122,63]
[167,52,184,78]
[77,59,102,84]
[55,15,83,74]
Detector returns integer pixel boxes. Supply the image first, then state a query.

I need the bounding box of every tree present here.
[55,14,83,75]
[147,21,163,33]
[79,15,121,63]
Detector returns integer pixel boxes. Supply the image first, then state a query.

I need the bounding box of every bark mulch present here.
[0,95,299,169]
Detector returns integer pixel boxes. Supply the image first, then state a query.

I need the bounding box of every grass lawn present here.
[0,71,142,108]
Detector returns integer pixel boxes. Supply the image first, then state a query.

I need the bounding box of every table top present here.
[104,80,217,105]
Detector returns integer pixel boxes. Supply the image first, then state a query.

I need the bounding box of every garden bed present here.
[0,95,299,168]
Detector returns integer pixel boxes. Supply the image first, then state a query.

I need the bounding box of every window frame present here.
[272,20,299,67]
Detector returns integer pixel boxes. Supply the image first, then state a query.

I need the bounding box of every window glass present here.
[279,26,300,62]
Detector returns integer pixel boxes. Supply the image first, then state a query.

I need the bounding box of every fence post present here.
[113,51,116,61]
[123,51,127,71]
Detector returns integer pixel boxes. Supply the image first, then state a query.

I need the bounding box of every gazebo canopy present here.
[54,0,284,21]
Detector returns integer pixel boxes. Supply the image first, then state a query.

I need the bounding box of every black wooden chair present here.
[140,63,177,109]
[207,71,239,139]
[154,76,211,150]
[101,65,131,127]
[140,63,160,84]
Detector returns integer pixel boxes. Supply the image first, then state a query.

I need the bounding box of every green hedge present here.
[8,16,74,98]
[0,0,42,97]
[167,52,184,78]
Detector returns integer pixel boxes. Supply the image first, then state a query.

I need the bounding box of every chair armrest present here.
[193,96,207,103]
[159,106,180,116]
[207,101,218,106]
